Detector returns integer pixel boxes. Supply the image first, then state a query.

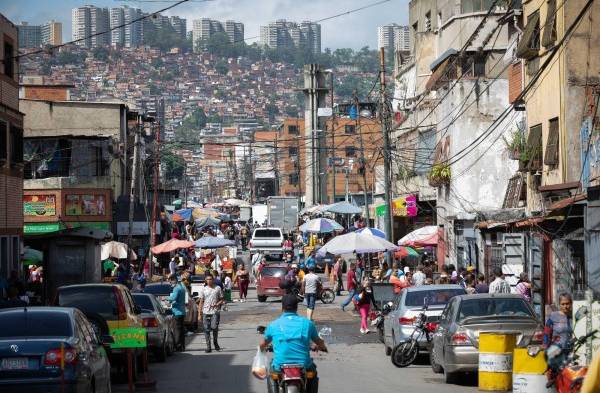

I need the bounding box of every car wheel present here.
[167,332,175,356]
[430,345,443,374]
[258,295,267,303]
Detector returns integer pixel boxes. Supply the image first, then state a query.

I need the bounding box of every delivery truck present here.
[266,196,299,234]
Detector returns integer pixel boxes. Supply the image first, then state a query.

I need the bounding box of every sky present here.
[2,0,409,50]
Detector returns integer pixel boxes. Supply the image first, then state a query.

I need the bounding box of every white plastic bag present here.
[251,347,268,380]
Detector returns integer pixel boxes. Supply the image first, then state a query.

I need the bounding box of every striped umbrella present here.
[299,218,344,233]
[356,227,386,238]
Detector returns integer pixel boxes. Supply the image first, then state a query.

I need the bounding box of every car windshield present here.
[144,284,173,296]
[261,267,287,278]
[58,286,118,321]
[254,229,281,238]
[132,294,156,312]
[405,288,465,307]
[0,312,72,338]
[458,298,534,320]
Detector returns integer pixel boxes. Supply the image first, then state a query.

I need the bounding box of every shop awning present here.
[548,194,587,211]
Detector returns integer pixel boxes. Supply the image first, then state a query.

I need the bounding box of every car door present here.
[441,298,460,366]
[433,299,453,366]
[76,312,108,390]
[387,290,405,346]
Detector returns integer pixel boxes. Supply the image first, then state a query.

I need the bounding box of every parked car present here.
[131,293,176,362]
[189,274,206,299]
[430,294,543,384]
[144,282,199,332]
[256,263,289,302]
[249,227,284,257]
[55,283,144,379]
[383,284,466,356]
[0,307,112,393]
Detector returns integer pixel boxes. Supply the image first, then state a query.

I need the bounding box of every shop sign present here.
[24,221,110,235]
[392,195,418,217]
[65,194,107,216]
[23,195,56,217]
[110,328,147,349]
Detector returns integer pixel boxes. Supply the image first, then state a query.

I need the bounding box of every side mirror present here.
[575,306,589,322]
[99,335,115,345]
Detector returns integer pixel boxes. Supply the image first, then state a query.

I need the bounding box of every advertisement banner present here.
[392,195,418,217]
[65,194,107,216]
[23,195,56,217]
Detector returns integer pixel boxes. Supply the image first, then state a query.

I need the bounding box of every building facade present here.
[193,18,243,51]
[0,14,24,283]
[260,20,321,53]
[72,6,110,48]
[41,21,62,46]
[378,24,410,52]
[18,22,41,48]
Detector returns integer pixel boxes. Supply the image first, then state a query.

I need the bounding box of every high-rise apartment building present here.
[378,24,410,52]
[41,20,62,46]
[109,6,144,47]
[193,18,243,51]
[18,22,41,48]
[170,16,187,40]
[110,8,124,46]
[260,20,321,53]
[72,6,109,48]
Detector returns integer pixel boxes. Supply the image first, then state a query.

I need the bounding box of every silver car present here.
[132,293,177,362]
[383,284,465,356]
[430,294,543,384]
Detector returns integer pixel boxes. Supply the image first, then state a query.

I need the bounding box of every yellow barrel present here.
[512,347,550,392]
[478,333,516,391]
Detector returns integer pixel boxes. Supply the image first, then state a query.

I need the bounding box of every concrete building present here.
[170,16,187,40]
[378,24,410,52]
[0,14,24,284]
[110,8,124,46]
[123,7,142,47]
[18,22,41,48]
[193,18,243,50]
[41,20,62,46]
[72,6,109,48]
[260,20,321,53]
[224,20,244,44]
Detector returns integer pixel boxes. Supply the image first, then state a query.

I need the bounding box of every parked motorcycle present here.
[391,303,438,368]
[545,325,598,393]
[291,286,335,305]
[371,301,394,344]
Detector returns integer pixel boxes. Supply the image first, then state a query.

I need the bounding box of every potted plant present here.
[502,129,527,160]
[428,163,451,187]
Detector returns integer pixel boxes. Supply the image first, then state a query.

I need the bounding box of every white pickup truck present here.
[249,227,284,257]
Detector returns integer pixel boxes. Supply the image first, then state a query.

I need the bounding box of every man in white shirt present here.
[198,273,224,353]
[412,265,426,286]
[302,266,321,321]
[489,267,511,294]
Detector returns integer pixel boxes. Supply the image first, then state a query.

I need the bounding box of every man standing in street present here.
[198,273,225,353]
[302,266,321,321]
[341,262,358,312]
[333,257,344,296]
[167,274,186,351]
[489,267,511,294]
[412,265,426,286]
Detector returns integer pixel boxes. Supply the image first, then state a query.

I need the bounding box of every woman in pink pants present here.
[356,282,374,334]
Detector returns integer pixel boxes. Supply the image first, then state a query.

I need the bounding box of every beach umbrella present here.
[151,239,194,254]
[397,226,439,247]
[224,198,250,207]
[356,227,386,238]
[394,246,420,258]
[322,201,362,214]
[194,236,236,249]
[317,232,398,256]
[23,247,43,265]
[101,241,137,260]
[299,218,343,233]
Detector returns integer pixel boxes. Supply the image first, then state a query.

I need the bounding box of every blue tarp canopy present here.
[194,236,236,249]
[174,208,193,221]
[195,216,221,228]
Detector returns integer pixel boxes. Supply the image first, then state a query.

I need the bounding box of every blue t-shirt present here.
[264,312,319,371]
[305,256,316,270]
[168,283,187,317]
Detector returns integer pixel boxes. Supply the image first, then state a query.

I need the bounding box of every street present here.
[115,282,478,393]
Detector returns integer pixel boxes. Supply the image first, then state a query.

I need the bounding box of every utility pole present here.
[249,135,255,204]
[330,71,336,203]
[344,167,349,202]
[274,134,280,195]
[150,121,160,277]
[183,161,188,207]
[354,92,371,225]
[379,47,393,242]
[231,148,239,198]
[127,114,141,266]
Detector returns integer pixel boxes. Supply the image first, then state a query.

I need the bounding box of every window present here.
[0,312,73,338]
[461,0,496,13]
[425,12,432,32]
[516,11,540,59]
[0,121,6,162]
[3,41,14,78]
[10,125,23,165]
[92,145,106,176]
[544,117,559,166]
[289,173,299,185]
[412,21,418,34]
[527,124,543,171]
[473,55,486,76]
[345,146,357,157]
[288,146,298,157]
[344,124,356,134]
[288,125,299,135]
[542,0,557,47]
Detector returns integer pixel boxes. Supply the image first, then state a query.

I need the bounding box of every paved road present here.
[115,284,479,393]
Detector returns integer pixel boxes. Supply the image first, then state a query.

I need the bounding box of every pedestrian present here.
[515,272,532,302]
[305,251,316,271]
[236,263,249,302]
[489,267,511,294]
[356,281,374,334]
[465,277,477,294]
[197,273,225,353]
[412,265,426,286]
[0,287,27,309]
[167,274,187,352]
[169,256,177,276]
[543,293,574,350]
[223,274,232,302]
[333,257,344,296]
[475,274,489,293]
[422,260,434,280]
[302,266,321,321]
[341,262,358,312]
[240,225,249,250]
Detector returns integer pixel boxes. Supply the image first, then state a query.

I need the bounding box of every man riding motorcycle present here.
[259,294,328,393]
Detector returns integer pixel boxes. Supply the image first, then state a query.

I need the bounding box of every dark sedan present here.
[0,307,112,393]
[143,283,199,331]
[131,293,177,362]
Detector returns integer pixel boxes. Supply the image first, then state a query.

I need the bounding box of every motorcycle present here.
[291,286,335,305]
[391,303,438,368]
[370,301,394,344]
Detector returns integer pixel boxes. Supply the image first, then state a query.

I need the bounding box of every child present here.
[223,274,232,302]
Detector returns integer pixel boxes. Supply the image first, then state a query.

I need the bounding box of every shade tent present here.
[299,204,326,216]
[356,227,386,238]
[23,247,43,265]
[395,246,420,258]
[151,239,194,254]
[317,232,398,256]
[195,216,221,228]
[322,201,362,215]
[397,225,439,247]
[194,236,236,249]
[172,208,193,222]
[299,218,343,233]
[101,241,137,260]
[192,207,221,219]
[224,198,251,207]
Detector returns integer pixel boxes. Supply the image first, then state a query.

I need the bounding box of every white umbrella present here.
[397,225,438,246]
[299,218,343,233]
[317,232,398,256]
[101,241,137,260]
[224,198,251,207]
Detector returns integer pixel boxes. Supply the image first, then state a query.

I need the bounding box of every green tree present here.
[162,149,185,181]
[215,60,229,75]
[181,108,207,130]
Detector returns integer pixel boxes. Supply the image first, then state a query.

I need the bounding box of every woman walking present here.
[236,263,250,302]
[515,272,532,303]
[356,281,374,335]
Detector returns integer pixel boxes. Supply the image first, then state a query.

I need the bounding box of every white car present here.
[249,227,284,257]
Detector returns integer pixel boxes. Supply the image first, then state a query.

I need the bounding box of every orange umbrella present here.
[151,239,194,254]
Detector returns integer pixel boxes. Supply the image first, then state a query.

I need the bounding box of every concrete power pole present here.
[354,92,371,225]
[379,47,393,242]
[127,115,142,265]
